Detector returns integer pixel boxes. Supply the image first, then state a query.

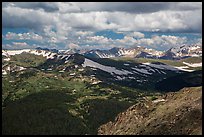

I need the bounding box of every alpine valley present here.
[2,44,202,135]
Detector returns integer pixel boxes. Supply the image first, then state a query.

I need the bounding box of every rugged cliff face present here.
[98,87,202,135]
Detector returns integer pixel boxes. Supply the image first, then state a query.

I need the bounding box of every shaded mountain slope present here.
[155,70,202,92]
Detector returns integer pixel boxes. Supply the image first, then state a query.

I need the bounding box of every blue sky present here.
[2,2,202,51]
[95,30,125,39]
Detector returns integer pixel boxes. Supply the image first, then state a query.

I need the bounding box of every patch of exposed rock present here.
[98,87,202,135]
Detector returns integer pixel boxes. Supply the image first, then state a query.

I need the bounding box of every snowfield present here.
[95,52,115,58]
[3,49,57,59]
[142,62,180,71]
[3,49,31,56]
[82,58,133,75]
[142,62,195,72]
[29,50,56,59]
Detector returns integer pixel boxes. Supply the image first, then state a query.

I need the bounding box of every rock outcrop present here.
[98,87,202,135]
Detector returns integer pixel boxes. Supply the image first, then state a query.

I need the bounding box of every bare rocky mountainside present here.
[98,87,202,135]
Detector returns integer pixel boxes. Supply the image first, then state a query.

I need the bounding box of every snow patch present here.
[174,66,194,72]
[3,58,10,61]
[78,68,84,71]
[136,80,143,82]
[70,73,76,76]
[116,76,125,80]
[132,67,152,75]
[142,62,180,71]
[183,62,202,67]
[7,66,11,71]
[92,81,102,84]
[128,76,136,79]
[19,66,26,71]
[65,60,69,64]
[2,70,7,75]
[153,99,165,103]
[2,50,9,57]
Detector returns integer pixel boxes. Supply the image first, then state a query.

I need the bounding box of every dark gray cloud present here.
[3,2,201,13]
[79,2,170,13]
[3,2,59,12]
[170,2,202,11]
[75,2,201,13]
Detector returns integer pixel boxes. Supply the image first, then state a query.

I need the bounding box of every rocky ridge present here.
[98,86,202,135]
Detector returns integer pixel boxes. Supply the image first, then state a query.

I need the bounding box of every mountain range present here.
[60,44,202,59]
[4,44,200,60]
[2,44,202,89]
